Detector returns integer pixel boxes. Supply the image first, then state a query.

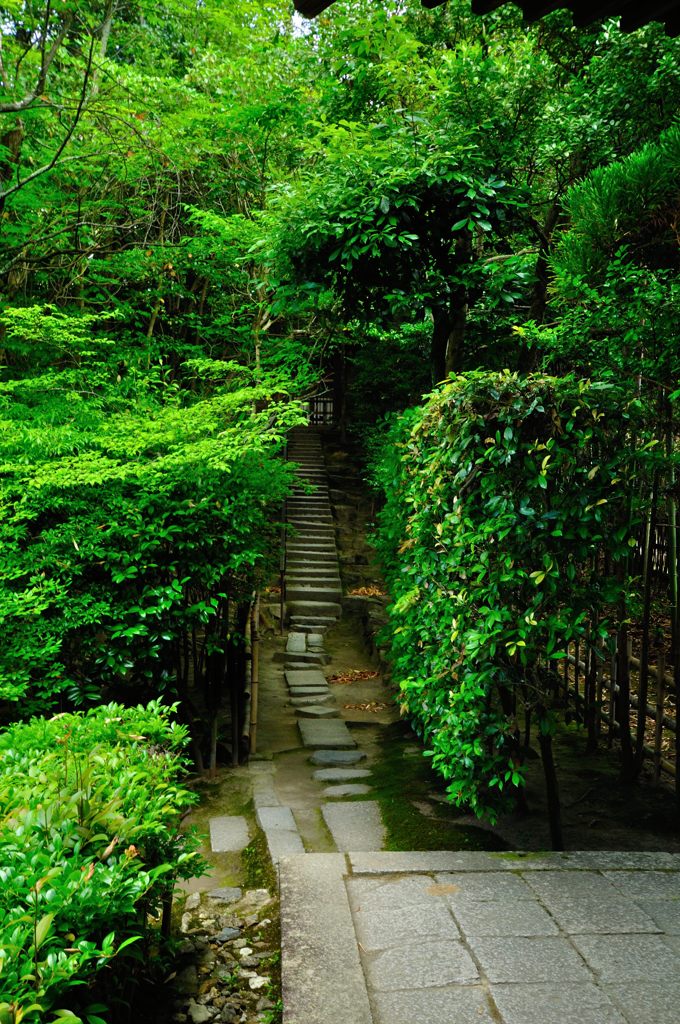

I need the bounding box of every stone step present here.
[287,548,338,562]
[286,584,343,603]
[287,600,342,618]
[321,802,385,851]
[298,719,356,749]
[290,693,336,707]
[286,566,339,577]
[286,632,309,655]
[323,783,372,797]
[288,515,334,525]
[209,815,250,853]
[287,537,336,547]
[312,768,372,782]
[290,505,330,513]
[286,579,341,593]
[287,491,329,499]
[256,806,305,862]
[289,686,331,699]
[295,705,340,719]
[310,749,367,767]
[285,669,328,688]
[289,618,336,632]
[287,565,338,576]
[277,649,328,666]
[287,532,336,543]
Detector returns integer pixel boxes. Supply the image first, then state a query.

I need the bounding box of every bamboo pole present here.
[250,594,260,756]
[635,471,659,771]
[654,651,666,784]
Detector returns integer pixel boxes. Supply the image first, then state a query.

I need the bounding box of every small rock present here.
[244,914,259,927]
[238,947,253,959]
[233,938,248,949]
[259,918,272,928]
[242,889,271,909]
[185,893,201,911]
[216,1005,241,1024]
[256,997,274,1012]
[238,968,256,979]
[207,887,242,904]
[178,938,196,955]
[181,913,193,933]
[248,976,270,992]
[215,926,240,943]
[174,964,199,996]
[187,999,214,1024]
[240,956,259,968]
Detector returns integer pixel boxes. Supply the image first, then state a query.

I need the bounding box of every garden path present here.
[205,427,680,1024]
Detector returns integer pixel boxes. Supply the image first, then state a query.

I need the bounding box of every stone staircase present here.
[285,428,343,630]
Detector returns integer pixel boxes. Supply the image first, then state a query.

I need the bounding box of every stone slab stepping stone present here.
[286,631,307,651]
[209,816,250,853]
[312,768,371,782]
[296,705,339,719]
[286,661,327,672]
[285,669,328,688]
[290,687,331,699]
[299,719,356,749]
[310,748,367,766]
[290,693,335,707]
[277,650,325,665]
[323,784,372,797]
[256,805,304,861]
[322,801,385,851]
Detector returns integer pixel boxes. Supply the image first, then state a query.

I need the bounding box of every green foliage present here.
[0,306,305,715]
[554,124,680,283]
[0,701,202,1024]
[373,372,648,820]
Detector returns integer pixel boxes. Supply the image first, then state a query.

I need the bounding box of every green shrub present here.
[373,371,648,823]
[0,701,202,1024]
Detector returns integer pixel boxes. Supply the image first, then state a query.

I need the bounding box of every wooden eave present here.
[293,0,680,35]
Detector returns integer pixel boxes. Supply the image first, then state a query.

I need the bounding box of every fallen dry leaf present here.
[349,585,386,597]
[343,701,389,712]
[328,669,379,684]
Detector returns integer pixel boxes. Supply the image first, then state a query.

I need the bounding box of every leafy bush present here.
[0,309,304,719]
[373,371,647,824]
[0,701,202,1024]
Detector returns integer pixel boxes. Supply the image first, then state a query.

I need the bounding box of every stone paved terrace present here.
[280,850,680,1024]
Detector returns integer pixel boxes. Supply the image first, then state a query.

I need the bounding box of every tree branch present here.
[0,8,75,114]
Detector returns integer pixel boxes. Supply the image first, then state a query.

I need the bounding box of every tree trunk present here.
[519,203,564,373]
[538,728,564,850]
[431,302,467,383]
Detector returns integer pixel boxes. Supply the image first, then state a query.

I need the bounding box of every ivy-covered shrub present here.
[0,701,201,1024]
[373,371,646,823]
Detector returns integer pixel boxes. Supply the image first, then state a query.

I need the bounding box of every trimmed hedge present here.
[0,701,201,1024]
[372,372,646,822]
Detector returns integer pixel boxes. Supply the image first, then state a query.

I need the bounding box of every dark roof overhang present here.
[293,0,680,36]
